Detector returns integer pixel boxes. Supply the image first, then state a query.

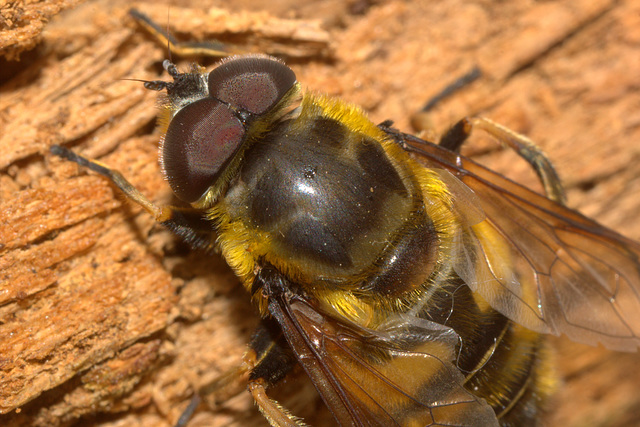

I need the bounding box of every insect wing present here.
[403,135,640,351]
[268,292,499,426]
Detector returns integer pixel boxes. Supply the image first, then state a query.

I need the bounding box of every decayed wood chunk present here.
[0,0,86,60]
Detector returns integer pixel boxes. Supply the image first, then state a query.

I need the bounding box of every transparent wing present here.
[403,135,640,351]
[268,292,499,426]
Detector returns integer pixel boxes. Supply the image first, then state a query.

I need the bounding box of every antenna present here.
[166,6,173,63]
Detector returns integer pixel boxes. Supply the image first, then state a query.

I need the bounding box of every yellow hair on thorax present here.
[297,92,389,142]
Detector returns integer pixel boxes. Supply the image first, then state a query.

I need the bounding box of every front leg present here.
[50,145,218,251]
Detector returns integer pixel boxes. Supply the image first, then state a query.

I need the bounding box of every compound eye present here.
[162,98,244,203]
[208,56,296,115]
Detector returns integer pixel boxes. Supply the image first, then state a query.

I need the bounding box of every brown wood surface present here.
[1,0,639,426]
[0,0,86,61]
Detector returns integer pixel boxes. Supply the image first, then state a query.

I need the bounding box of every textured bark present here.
[1,1,639,426]
[0,0,86,61]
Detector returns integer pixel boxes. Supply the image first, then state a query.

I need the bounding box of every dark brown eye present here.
[208,56,296,114]
[161,56,296,204]
[162,97,244,203]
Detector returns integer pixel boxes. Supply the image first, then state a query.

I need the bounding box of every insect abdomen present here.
[427,280,557,425]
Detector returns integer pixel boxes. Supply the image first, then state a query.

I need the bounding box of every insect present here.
[50,10,640,427]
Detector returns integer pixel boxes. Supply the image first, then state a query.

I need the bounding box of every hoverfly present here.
[50,9,640,427]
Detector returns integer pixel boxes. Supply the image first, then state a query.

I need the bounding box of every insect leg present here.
[129,9,238,58]
[250,381,306,427]
[410,66,482,134]
[174,318,302,427]
[50,145,214,243]
[245,318,305,427]
[173,365,249,427]
[407,66,565,204]
[439,117,567,204]
[420,67,482,114]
